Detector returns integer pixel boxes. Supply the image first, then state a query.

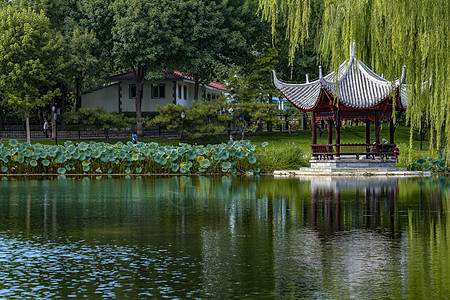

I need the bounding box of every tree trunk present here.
[432,129,437,149]
[267,94,273,131]
[75,75,82,111]
[194,79,200,101]
[38,108,44,130]
[61,82,67,128]
[25,110,31,144]
[134,66,146,137]
[0,109,4,131]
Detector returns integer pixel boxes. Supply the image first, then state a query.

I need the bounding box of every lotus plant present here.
[0,139,264,175]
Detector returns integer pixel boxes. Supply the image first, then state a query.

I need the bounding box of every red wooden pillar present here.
[311,111,317,144]
[311,111,317,158]
[365,118,371,157]
[327,119,333,152]
[335,110,340,157]
[389,117,395,144]
[375,111,380,154]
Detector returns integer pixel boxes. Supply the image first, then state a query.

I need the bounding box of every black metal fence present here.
[0,126,177,140]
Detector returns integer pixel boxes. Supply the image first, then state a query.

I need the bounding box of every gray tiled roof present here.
[273,57,407,110]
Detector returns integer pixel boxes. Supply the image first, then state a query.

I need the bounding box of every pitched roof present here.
[110,70,227,91]
[273,46,407,110]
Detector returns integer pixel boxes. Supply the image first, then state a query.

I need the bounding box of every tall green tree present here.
[0,5,64,143]
[259,0,450,149]
[111,0,190,137]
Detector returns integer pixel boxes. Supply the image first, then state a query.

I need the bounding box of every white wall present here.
[81,84,119,113]
[82,80,225,113]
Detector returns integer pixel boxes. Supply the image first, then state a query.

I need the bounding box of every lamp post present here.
[181,111,185,141]
[52,104,58,145]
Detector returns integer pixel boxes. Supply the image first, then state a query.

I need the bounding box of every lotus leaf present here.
[42,160,50,166]
[83,165,90,172]
[56,156,66,164]
[8,148,17,156]
[198,167,206,173]
[67,145,76,155]
[95,167,102,173]
[187,151,197,160]
[200,159,211,168]
[92,151,102,159]
[1,166,7,172]
[262,142,269,147]
[79,153,87,161]
[197,148,207,155]
[1,157,8,163]
[9,140,18,146]
[30,160,38,167]
[0,143,3,149]
[77,142,89,151]
[248,156,257,164]
[132,154,139,161]
[73,153,80,160]
[222,161,232,172]
[437,160,446,170]
[57,167,66,174]
[254,168,261,173]
[125,168,131,174]
[416,158,426,165]
[423,163,432,171]
[171,164,179,172]
[25,150,33,157]
[18,155,25,164]
[136,167,143,173]
[108,168,113,174]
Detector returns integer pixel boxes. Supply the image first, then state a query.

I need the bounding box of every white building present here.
[81,70,227,113]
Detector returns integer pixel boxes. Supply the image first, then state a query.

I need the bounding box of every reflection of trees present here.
[0,176,449,298]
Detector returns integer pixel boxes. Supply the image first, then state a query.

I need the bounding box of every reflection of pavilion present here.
[306,177,399,233]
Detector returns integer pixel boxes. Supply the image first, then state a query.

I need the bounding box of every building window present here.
[152,84,165,98]
[129,84,136,98]
[183,86,187,100]
[207,93,211,100]
[178,85,182,99]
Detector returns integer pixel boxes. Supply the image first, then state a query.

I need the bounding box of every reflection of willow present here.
[309,177,399,233]
[404,176,450,299]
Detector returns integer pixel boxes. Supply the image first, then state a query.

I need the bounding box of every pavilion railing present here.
[311,143,397,160]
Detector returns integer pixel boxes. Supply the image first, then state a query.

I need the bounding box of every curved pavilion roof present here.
[273,48,407,111]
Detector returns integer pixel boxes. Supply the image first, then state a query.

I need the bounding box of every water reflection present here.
[0,175,448,298]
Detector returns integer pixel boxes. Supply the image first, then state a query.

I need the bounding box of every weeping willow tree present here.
[259,0,449,149]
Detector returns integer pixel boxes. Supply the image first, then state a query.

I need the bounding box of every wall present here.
[81,84,120,113]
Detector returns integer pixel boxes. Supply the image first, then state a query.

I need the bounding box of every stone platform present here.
[310,157,397,169]
[274,157,432,177]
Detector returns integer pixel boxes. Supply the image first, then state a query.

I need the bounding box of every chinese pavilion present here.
[273,44,407,167]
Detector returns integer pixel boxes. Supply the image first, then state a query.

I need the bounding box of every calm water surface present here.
[0,175,449,299]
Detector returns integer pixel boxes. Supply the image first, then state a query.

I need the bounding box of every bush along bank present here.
[0,140,266,176]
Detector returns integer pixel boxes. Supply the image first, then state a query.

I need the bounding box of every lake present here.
[0,175,449,299]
